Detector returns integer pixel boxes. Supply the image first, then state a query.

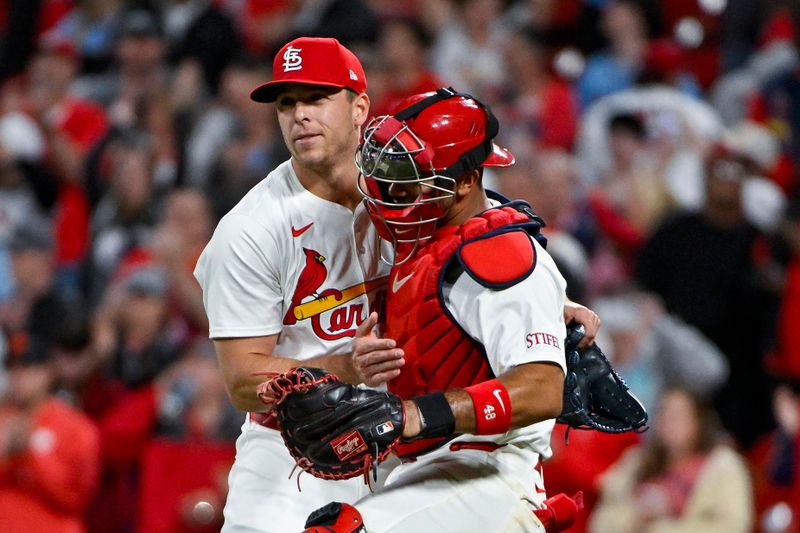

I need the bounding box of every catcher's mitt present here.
[557,324,648,434]
[257,367,404,483]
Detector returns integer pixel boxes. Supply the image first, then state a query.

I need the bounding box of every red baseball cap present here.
[250,37,367,103]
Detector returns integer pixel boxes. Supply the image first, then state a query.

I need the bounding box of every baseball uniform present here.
[351,205,567,532]
[194,159,392,532]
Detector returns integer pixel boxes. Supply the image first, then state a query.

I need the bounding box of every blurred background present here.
[0,0,798,532]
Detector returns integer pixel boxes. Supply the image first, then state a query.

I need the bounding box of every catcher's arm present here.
[402,361,565,438]
[261,364,563,482]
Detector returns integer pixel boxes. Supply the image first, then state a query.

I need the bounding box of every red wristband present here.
[464,379,512,435]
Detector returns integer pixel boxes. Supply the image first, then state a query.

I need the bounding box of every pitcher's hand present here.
[351,312,404,387]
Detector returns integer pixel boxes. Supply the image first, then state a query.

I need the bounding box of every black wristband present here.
[413,392,456,439]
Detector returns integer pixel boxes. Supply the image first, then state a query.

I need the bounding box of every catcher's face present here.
[356,115,456,264]
[275,84,367,173]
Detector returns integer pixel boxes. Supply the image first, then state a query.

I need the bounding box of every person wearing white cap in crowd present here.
[0,112,47,301]
[194,36,600,532]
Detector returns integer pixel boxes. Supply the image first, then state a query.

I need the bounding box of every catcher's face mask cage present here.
[356,114,456,265]
[357,87,513,265]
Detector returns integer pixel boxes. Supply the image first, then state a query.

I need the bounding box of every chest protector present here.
[386,201,545,400]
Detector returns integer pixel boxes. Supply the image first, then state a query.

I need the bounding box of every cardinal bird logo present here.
[283,248,327,325]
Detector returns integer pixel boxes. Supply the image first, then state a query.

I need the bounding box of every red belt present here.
[449,441,505,453]
[249,411,279,430]
[399,439,506,463]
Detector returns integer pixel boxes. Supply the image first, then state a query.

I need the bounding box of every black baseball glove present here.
[557,324,648,434]
[257,367,404,482]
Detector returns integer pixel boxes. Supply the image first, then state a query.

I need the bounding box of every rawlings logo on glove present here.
[557,324,649,435]
[332,431,368,461]
[257,367,404,483]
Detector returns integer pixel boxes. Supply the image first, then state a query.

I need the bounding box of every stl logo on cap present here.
[282,45,303,72]
[250,37,367,103]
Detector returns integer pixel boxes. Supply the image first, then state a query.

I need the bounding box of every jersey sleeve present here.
[443,238,567,377]
[194,213,284,338]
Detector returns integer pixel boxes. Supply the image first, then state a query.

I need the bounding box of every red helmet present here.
[356,87,514,264]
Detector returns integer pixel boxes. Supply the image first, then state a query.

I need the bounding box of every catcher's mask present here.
[356,87,514,265]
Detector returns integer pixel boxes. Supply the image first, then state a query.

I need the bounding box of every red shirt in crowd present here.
[0,398,101,533]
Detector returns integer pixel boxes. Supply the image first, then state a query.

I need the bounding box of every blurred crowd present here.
[0,0,799,532]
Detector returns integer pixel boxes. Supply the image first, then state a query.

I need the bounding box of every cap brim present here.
[250,80,348,103]
[484,143,515,168]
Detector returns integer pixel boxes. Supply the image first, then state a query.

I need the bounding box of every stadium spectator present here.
[589,387,753,532]
[1,223,73,367]
[591,289,728,415]
[719,120,786,234]
[290,0,380,47]
[86,132,159,307]
[577,0,650,109]
[161,0,241,95]
[712,7,799,128]
[500,28,579,153]
[149,189,213,332]
[636,144,779,448]
[580,112,674,296]
[196,61,287,219]
[135,340,238,533]
[0,111,50,301]
[92,338,236,533]
[430,0,508,100]
[74,9,178,189]
[27,42,109,183]
[369,16,443,118]
[576,85,722,209]
[183,58,275,195]
[51,312,124,422]
[0,328,101,533]
[25,42,106,296]
[94,267,190,389]
[39,0,125,75]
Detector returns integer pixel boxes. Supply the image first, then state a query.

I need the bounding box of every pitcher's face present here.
[275,84,363,173]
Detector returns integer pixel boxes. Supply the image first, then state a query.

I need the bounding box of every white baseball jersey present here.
[442,235,567,458]
[195,159,388,355]
[194,159,391,532]
[352,234,566,532]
